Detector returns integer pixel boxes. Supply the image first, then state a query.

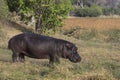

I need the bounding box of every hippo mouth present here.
[68,56,81,63]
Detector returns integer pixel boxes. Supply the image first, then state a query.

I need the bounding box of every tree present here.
[0,0,10,19]
[6,0,20,13]
[7,0,73,33]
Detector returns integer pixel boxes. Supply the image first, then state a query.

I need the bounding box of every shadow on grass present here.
[0,58,11,63]
[0,48,11,63]
[1,19,34,32]
[30,60,49,66]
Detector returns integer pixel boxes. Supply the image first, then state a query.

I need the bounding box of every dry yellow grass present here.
[63,17,120,30]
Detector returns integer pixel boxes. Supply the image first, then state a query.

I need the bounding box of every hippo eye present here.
[72,49,76,53]
[66,43,73,49]
[74,50,76,53]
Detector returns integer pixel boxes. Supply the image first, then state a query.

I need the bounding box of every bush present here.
[75,7,89,17]
[114,9,120,15]
[75,5,103,17]
[114,2,120,15]
[0,0,10,19]
[102,6,120,16]
[102,7,112,16]
[89,5,103,17]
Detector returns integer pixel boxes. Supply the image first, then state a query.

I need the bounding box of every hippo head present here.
[63,43,81,63]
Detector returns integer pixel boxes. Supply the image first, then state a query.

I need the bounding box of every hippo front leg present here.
[49,56,54,65]
[55,57,60,64]
[49,55,60,65]
[12,53,19,62]
[19,53,25,62]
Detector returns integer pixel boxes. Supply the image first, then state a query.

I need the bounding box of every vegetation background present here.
[0,0,120,80]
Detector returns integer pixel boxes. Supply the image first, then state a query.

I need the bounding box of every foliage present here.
[6,0,20,13]
[71,0,120,16]
[102,2,120,16]
[75,5,103,17]
[114,9,120,15]
[0,0,10,19]
[102,7,112,16]
[34,0,73,33]
[6,0,73,33]
[89,5,103,17]
[75,6,89,17]
[114,2,120,15]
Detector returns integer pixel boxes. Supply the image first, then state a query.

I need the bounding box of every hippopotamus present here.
[8,33,81,64]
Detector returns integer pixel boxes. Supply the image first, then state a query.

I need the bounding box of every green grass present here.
[1,46,119,80]
[0,20,120,80]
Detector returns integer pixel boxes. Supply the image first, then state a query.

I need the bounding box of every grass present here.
[0,44,119,80]
[63,17,120,30]
[0,19,120,80]
[63,27,120,44]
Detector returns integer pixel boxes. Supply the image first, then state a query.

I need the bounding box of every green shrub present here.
[102,7,112,16]
[89,5,103,17]
[114,8,120,15]
[75,7,89,17]
[75,5,103,17]
[0,0,10,19]
[114,2,120,15]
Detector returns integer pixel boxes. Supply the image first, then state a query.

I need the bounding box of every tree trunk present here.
[77,0,84,8]
[35,16,42,33]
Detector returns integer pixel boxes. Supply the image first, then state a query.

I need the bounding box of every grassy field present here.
[0,18,120,80]
[63,17,120,30]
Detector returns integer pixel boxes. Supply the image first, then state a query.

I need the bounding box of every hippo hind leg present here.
[19,53,25,62]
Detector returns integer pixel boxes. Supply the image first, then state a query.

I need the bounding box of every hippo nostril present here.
[76,56,81,62]
[75,55,81,61]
